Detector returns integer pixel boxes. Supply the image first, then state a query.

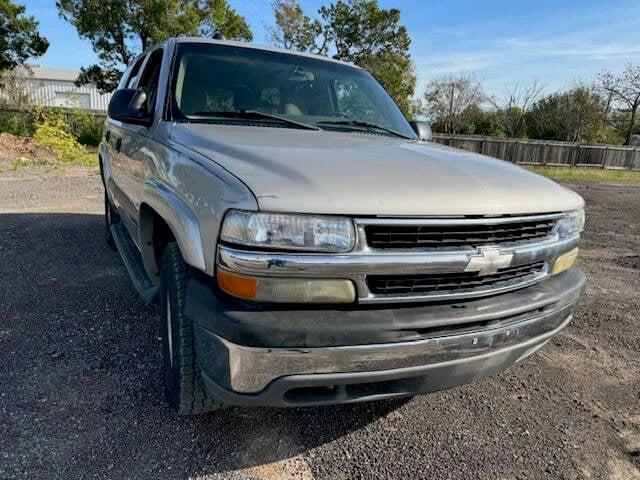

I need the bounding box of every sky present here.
[22,0,640,96]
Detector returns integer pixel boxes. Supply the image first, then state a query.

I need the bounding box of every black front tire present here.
[160,242,225,415]
[104,191,118,251]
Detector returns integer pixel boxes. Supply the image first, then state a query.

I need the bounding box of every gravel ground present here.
[1,169,639,480]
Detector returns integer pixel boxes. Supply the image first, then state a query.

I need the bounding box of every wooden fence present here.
[433,134,640,171]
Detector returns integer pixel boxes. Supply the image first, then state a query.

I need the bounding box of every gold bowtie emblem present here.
[465,247,514,275]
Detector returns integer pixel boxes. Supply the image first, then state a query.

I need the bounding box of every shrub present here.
[0,106,104,146]
[0,110,33,136]
[68,109,103,146]
[32,108,86,162]
[585,126,626,145]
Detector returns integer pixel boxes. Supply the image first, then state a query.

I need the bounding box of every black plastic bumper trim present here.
[185,269,585,348]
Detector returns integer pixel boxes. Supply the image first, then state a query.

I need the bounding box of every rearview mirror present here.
[289,66,314,82]
[410,121,432,142]
[108,88,151,126]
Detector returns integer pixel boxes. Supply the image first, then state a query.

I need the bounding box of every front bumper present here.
[189,268,585,406]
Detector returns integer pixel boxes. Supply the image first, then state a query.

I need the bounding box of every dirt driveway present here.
[1,168,639,480]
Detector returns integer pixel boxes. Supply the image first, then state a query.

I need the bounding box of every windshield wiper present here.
[316,120,412,139]
[186,110,320,131]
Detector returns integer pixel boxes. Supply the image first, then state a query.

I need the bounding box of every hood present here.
[171,124,584,216]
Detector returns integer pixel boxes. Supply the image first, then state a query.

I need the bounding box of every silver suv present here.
[101,37,585,415]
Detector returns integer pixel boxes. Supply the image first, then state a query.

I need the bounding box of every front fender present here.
[140,179,207,275]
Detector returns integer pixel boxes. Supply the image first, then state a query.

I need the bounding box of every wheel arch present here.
[138,180,207,284]
[98,153,105,186]
[98,141,112,183]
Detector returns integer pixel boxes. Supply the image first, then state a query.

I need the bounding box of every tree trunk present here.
[625,102,638,145]
[447,84,455,134]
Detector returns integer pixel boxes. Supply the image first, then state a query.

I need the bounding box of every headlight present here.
[220,210,356,252]
[557,209,585,238]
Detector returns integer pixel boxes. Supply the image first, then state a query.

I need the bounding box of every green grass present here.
[10,156,53,170]
[528,166,640,185]
[74,148,99,167]
[4,149,98,175]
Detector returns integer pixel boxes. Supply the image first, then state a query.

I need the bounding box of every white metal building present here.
[23,66,113,111]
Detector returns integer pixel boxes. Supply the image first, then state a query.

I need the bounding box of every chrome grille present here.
[365,217,556,249]
[217,213,572,304]
[367,261,546,296]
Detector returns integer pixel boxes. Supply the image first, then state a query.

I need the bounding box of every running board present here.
[111,222,159,304]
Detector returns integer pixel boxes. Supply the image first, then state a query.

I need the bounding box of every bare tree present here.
[489,80,545,137]
[598,64,640,145]
[423,73,485,134]
[0,64,33,109]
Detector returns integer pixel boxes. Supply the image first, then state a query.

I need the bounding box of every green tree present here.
[527,86,606,142]
[467,107,504,137]
[269,0,417,116]
[0,0,48,73]
[57,0,252,93]
[203,0,253,41]
[267,0,326,53]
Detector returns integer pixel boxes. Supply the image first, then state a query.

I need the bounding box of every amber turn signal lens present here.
[216,269,356,303]
[551,248,579,275]
[217,270,257,299]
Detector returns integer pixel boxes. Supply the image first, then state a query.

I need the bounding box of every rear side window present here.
[117,56,145,90]
[137,49,164,115]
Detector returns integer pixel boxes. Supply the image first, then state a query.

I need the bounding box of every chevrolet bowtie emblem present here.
[464,247,514,275]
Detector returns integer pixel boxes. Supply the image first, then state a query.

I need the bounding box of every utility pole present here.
[448,82,455,134]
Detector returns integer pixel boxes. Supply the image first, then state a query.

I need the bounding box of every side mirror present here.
[108,88,151,126]
[410,121,432,142]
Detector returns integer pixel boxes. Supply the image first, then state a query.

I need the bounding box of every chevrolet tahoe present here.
[101,37,586,415]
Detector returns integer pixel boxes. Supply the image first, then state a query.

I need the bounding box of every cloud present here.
[413,24,640,96]
[416,52,502,76]
[501,38,640,61]
[417,35,640,75]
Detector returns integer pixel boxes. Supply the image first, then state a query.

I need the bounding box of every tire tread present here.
[162,243,224,415]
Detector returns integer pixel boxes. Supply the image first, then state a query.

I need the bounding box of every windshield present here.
[171,43,416,139]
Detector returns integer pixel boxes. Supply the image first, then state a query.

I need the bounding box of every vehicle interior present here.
[170,44,415,137]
